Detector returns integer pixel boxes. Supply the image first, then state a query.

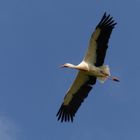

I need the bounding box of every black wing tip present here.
[97,12,117,29]
[56,104,74,123]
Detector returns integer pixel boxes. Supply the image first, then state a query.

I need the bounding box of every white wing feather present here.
[83,28,101,64]
[63,71,89,105]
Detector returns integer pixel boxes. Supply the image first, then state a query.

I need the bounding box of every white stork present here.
[56,13,119,122]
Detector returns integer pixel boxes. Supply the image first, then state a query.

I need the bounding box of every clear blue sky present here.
[0,0,140,140]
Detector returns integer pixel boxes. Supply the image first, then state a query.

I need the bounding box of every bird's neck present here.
[67,63,77,69]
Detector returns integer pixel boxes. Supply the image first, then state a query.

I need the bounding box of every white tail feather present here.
[97,65,110,83]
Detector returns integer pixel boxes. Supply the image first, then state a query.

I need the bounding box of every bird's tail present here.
[97,65,110,83]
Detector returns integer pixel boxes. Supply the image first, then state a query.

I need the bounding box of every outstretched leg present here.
[108,76,120,82]
[100,70,120,82]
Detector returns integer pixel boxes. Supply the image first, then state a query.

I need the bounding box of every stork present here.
[56,12,119,122]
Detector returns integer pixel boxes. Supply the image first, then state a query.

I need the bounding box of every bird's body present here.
[64,62,109,78]
[57,13,119,122]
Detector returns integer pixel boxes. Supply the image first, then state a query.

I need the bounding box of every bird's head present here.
[59,63,76,69]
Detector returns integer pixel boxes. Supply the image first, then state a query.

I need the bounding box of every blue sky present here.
[0,0,140,140]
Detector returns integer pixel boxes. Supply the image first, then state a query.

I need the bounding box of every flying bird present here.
[56,12,119,122]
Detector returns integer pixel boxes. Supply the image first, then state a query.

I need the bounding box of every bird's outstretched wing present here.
[84,12,117,66]
[56,71,96,122]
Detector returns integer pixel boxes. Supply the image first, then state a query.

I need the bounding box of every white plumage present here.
[56,12,119,122]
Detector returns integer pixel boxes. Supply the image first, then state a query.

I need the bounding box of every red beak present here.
[59,64,65,68]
